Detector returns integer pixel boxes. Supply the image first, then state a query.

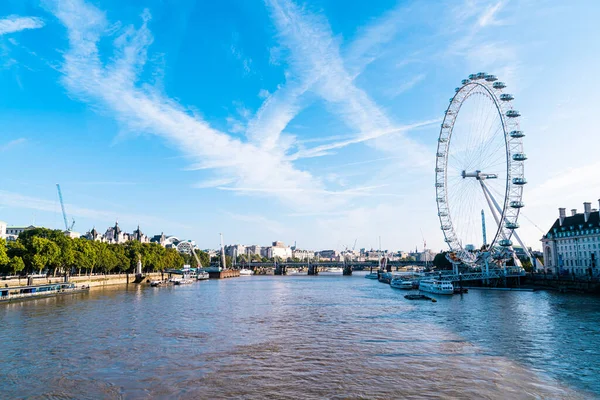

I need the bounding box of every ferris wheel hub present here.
[461,170,498,180]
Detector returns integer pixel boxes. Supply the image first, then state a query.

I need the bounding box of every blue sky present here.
[1,0,599,252]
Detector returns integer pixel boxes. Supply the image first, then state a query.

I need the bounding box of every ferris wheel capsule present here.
[461,79,470,85]
[506,110,520,118]
[500,94,514,101]
[510,130,525,138]
[485,74,498,82]
[493,81,506,89]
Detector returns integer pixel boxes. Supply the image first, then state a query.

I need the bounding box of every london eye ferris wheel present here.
[435,73,527,265]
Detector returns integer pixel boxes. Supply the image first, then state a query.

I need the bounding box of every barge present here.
[0,283,90,304]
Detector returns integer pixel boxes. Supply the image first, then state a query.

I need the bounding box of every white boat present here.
[196,271,209,280]
[239,268,254,276]
[325,267,343,273]
[418,279,453,295]
[390,277,414,290]
[173,278,194,285]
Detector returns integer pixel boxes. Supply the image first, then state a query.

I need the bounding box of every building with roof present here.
[5,225,36,242]
[541,201,600,276]
[131,225,150,244]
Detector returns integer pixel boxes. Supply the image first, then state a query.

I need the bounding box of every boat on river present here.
[378,272,392,284]
[404,294,436,302]
[0,282,89,303]
[196,271,209,280]
[390,277,414,290]
[365,272,378,279]
[325,267,343,273]
[172,278,194,285]
[418,279,453,295]
[239,268,254,276]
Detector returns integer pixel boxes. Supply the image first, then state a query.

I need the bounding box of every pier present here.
[208,269,240,279]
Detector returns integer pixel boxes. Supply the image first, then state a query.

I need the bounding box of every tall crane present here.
[56,184,75,231]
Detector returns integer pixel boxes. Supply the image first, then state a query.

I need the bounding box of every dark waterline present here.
[1,273,599,399]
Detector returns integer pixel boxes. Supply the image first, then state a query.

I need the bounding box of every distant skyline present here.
[1,0,600,252]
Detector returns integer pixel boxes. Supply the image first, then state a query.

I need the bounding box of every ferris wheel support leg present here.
[480,181,533,270]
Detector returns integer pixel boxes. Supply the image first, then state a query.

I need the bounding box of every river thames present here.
[2,273,600,399]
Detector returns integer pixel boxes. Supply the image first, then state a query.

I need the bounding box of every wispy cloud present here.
[263,0,432,164]
[47,0,353,213]
[289,119,439,160]
[386,73,426,98]
[477,1,506,27]
[0,189,188,229]
[230,40,252,75]
[225,212,286,235]
[0,138,26,151]
[0,16,45,35]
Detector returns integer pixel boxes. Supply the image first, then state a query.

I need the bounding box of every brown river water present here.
[1,272,599,399]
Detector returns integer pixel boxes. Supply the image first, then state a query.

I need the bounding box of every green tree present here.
[0,238,9,267]
[31,237,60,274]
[8,256,25,275]
[163,248,184,269]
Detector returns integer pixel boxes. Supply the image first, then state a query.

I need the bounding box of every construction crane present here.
[56,184,75,231]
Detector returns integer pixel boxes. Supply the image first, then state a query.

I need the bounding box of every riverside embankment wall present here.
[2,273,164,289]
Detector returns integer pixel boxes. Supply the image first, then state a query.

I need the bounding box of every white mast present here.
[378,236,382,270]
[220,233,227,270]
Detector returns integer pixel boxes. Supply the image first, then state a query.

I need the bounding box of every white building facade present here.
[0,220,6,240]
[541,201,600,276]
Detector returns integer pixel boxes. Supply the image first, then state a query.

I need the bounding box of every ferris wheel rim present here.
[435,73,525,262]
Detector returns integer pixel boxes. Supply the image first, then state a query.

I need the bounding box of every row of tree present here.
[0,228,210,276]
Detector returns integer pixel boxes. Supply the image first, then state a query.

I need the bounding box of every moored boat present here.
[390,277,414,290]
[365,272,378,279]
[418,279,454,295]
[0,283,89,303]
[239,268,254,276]
[378,272,392,284]
[196,271,209,280]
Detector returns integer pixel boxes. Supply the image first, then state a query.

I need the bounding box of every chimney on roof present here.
[584,202,592,223]
[571,209,577,217]
[559,208,566,226]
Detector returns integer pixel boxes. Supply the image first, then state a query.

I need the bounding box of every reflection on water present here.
[1,273,599,399]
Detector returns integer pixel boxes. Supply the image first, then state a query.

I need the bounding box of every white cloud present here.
[0,16,44,35]
[258,89,270,99]
[49,0,368,215]
[0,138,26,151]
[225,212,286,235]
[477,1,506,27]
[263,0,431,165]
[385,73,426,98]
[0,189,185,229]
[289,119,439,160]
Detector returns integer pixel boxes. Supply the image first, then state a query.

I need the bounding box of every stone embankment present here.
[525,274,600,293]
[2,273,164,289]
